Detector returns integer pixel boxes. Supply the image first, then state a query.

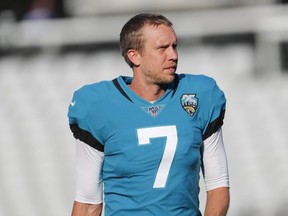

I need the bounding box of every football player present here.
[69,13,230,216]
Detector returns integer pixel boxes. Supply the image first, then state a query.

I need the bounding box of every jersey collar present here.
[112,75,179,104]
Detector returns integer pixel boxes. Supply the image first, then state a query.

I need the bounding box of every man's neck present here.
[129,79,167,102]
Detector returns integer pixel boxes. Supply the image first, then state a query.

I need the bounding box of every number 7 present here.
[137,125,178,188]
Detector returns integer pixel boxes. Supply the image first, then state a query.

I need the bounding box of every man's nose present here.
[169,47,178,61]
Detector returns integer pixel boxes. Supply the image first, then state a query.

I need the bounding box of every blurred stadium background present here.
[1,0,288,215]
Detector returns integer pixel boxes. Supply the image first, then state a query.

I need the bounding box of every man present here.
[68,13,230,216]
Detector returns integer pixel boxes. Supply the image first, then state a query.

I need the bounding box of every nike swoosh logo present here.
[70,100,76,106]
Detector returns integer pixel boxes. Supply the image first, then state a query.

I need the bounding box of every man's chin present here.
[157,74,176,86]
[167,73,176,82]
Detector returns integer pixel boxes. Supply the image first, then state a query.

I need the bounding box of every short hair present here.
[120,13,173,67]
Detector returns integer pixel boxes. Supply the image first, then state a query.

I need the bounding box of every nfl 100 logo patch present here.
[141,104,166,117]
[180,94,198,116]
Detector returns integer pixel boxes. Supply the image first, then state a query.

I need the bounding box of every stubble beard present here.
[145,69,176,87]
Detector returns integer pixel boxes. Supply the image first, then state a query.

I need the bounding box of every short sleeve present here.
[67,88,104,152]
[202,80,226,140]
[68,90,88,124]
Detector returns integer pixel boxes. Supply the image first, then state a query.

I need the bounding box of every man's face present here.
[137,24,178,85]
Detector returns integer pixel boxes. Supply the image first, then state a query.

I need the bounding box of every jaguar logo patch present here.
[181,94,198,116]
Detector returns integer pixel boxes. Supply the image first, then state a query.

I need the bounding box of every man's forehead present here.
[142,24,177,42]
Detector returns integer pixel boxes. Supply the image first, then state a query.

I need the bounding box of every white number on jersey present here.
[137,125,178,188]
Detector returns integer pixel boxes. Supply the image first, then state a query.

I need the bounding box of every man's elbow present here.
[71,201,103,216]
[205,187,230,216]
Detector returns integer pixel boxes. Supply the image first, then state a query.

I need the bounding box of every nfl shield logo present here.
[141,104,166,117]
[180,94,198,116]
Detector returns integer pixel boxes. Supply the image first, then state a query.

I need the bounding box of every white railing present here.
[1,5,288,73]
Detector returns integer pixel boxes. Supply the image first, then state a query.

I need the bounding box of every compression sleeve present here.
[202,128,229,191]
[74,139,104,204]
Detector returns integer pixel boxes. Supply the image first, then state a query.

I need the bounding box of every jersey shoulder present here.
[178,73,225,101]
[177,73,226,139]
[178,73,219,91]
[75,80,112,102]
[68,80,113,122]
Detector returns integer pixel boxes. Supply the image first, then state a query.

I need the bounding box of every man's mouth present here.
[165,65,177,73]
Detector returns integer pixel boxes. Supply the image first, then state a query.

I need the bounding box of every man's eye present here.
[160,46,168,49]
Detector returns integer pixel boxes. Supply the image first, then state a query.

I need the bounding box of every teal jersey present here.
[68,74,226,216]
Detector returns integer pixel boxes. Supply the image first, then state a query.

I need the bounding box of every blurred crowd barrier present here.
[1,3,288,74]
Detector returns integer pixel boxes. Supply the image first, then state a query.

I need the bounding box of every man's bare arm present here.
[204,187,230,216]
[71,201,103,216]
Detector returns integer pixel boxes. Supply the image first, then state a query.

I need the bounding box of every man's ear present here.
[127,49,140,67]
